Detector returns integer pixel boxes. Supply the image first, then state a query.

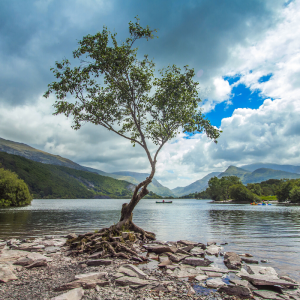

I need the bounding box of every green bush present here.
[289,186,300,203]
[229,184,259,203]
[0,167,32,207]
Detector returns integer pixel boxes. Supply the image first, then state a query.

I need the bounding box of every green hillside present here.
[0,152,145,199]
[218,166,250,180]
[0,138,172,197]
[0,137,88,171]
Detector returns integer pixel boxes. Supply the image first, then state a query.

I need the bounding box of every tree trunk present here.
[119,175,152,223]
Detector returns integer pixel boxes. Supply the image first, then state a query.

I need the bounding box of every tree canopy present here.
[276,179,300,203]
[207,176,241,201]
[44,18,220,228]
[0,166,32,207]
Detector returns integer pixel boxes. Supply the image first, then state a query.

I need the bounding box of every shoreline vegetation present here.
[1,234,299,300]
[182,176,300,204]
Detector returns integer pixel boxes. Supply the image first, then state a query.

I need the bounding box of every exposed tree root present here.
[66,220,155,259]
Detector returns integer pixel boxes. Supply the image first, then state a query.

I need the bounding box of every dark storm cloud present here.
[0,0,285,106]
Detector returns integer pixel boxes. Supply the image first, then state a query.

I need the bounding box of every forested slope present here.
[0,152,143,199]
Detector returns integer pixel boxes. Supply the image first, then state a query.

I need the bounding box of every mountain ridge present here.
[0,137,174,197]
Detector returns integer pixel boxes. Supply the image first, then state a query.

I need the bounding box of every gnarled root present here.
[66,220,155,259]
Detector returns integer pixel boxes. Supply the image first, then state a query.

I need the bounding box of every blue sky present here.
[0,0,300,188]
[205,75,273,127]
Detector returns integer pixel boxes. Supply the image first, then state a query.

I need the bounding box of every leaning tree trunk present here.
[66,172,156,257]
[117,175,156,239]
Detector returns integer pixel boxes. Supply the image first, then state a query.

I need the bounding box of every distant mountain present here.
[0,152,137,199]
[218,166,250,180]
[242,168,300,184]
[241,163,300,174]
[172,172,220,197]
[214,165,300,185]
[0,137,173,197]
[112,171,175,197]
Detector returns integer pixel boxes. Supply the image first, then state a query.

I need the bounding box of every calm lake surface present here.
[1,199,300,280]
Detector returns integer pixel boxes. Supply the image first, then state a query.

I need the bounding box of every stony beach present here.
[0,234,299,300]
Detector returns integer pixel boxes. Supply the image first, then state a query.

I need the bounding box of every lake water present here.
[1,199,300,280]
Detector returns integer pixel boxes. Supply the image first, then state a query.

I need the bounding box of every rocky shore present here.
[0,235,299,300]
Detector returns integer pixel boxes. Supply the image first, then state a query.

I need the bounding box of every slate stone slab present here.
[144,245,176,254]
[241,257,259,264]
[50,287,84,300]
[115,276,151,286]
[206,278,227,288]
[122,264,147,279]
[0,265,18,283]
[74,272,107,281]
[224,252,242,270]
[86,259,112,266]
[206,245,221,256]
[219,285,253,298]
[182,257,213,267]
[241,274,299,287]
[253,290,283,299]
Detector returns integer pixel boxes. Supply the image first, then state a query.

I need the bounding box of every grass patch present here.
[260,195,277,201]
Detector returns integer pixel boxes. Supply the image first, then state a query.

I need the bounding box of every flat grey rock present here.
[0,265,18,283]
[115,276,151,286]
[158,258,172,267]
[253,290,283,299]
[241,257,259,264]
[86,259,112,266]
[144,245,176,254]
[51,287,84,300]
[229,279,257,290]
[197,267,229,273]
[180,245,194,252]
[118,266,140,278]
[246,265,278,277]
[241,274,299,287]
[24,259,47,269]
[206,245,221,256]
[205,271,223,277]
[219,285,253,298]
[13,257,34,266]
[178,240,199,246]
[182,257,213,267]
[173,265,204,278]
[168,253,188,263]
[122,264,147,279]
[74,272,107,281]
[55,279,109,291]
[206,278,227,288]
[190,247,205,256]
[224,252,242,270]
[195,274,208,281]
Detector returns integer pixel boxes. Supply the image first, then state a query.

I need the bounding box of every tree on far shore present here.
[44,18,220,253]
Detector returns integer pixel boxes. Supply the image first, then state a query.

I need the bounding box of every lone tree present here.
[45,18,220,256]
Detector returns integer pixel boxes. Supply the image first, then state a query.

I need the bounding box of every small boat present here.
[251,203,258,205]
[156,201,172,203]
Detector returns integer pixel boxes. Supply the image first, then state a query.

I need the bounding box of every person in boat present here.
[163,199,165,203]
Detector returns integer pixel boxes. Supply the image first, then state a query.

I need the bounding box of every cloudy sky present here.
[1,0,300,189]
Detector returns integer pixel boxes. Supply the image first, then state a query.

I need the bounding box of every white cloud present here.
[158,1,300,188]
